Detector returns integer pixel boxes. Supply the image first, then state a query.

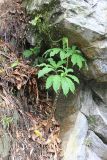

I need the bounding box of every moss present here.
[25,0,62,50]
[87,115,96,125]
[85,139,92,147]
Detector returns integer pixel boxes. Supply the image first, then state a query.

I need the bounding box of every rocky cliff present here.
[24,0,107,159]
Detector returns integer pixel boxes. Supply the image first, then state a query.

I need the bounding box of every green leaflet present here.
[60,50,66,60]
[50,48,61,57]
[65,77,75,94]
[48,58,57,68]
[64,68,74,74]
[67,75,79,84]
[71,53,85,69]
[53,75,61,93]
[38,67,54,78]
[56,60,66,68]
[46,75,54,89]
[44,48,61,58]
[61,77,70,96]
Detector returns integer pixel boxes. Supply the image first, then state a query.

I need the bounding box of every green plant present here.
[23,47,40,58]
[37,37,86,96]
[1,116,13,129]
[88,115,96,125]
[30,14,50,37]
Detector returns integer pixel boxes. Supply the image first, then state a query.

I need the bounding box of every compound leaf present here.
[38,67,54,78]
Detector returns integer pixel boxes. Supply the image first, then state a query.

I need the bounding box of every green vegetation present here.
[23,47,40,58]
[88,115,96,125]
[37,37,86,96]
[22,14,87,97]
[1,116,13,129]
[23,36,86,96]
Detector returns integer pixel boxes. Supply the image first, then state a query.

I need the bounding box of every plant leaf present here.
[53,75,61,93]
[61,77,70,95]
[48,58,57,68]
[46,75,54,89]
[44,49,53,57]
[50,48,61,57]
[68,75,79,83]
[33,47,40,55]
[56,60,66,68]
[23,50,33,58]
[65,77,75,93]
[64,68,74,73]
[38,67,54,78]
[71,54,85,69]
[37,63,47,67]
[60,50,66,60]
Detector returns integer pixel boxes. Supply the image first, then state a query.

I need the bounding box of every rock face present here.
[81,85,107,143]
[86,131,107,160]
[25,0,107,82]
[64,112,88,160]
[24,0,107,159]
[24,0,53,12]
[55,85,107,160]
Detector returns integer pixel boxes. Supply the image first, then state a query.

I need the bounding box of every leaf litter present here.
[0,40,62,160]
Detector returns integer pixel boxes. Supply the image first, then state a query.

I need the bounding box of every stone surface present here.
[81,86,107,143]
[86,148,101,160]
[64,112,88,160]
[86,131,107,160]
[24,0,107,159]
[25,0,107,81]
[91,82,107,105]
[24,0,53,12]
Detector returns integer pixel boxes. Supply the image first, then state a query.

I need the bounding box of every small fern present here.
[37,37,86,96]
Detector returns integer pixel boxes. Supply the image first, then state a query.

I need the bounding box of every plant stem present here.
[46,88,61,134]
[50,88,61,119]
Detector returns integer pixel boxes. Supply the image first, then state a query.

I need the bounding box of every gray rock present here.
[86,131,107,160]
[91,82,107,105]
[81,86,107,143]
[24,0,53,12]
[25,0,107,81]
[86,148,101,160]
[63,112,88,160]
